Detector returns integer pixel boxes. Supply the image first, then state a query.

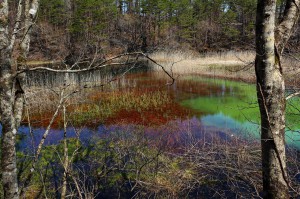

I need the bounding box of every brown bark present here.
[255,0,300,198]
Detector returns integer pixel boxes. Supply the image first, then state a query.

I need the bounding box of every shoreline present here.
[25,50,299,87]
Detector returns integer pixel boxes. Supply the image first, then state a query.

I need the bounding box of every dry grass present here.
[149,50,300,84]
[149,50,255,69]
[25,60,62,66]
[149,50,256,82]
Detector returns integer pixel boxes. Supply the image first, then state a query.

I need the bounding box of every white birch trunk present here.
[255,0,300,198]
[0,0,39,198]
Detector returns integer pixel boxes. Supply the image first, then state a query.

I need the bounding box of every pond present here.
[17,70,300,150]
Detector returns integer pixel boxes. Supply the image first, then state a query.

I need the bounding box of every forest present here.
[1,0,300,199]
[14,0,269,60]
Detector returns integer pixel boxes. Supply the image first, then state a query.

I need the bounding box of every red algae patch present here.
[105,103,192,126]
[22,111,64,128]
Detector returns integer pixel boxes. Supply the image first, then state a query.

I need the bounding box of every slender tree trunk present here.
[127,0,133,14]
[64,0,75,54]
[135,0,139,15]
[61,105,69,199]
[20,89,64,198]
[255,0,299,198]
[119,0,123,14]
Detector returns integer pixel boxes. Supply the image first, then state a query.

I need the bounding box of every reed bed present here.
[23,87,173,127]
[149,50,255,71]
[68,90,172,126]
[149,50,300,85]
[149,50,256,82]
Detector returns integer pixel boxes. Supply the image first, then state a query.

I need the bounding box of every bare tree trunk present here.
[255,0,299,198]
[61,105,69,199]
[64,0,74,51]
[127,0,133,14]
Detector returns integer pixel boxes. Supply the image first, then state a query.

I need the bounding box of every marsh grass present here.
[148,50,256,83]
[23,89,164,126]
[149,50,300,85]
[149,50,254,71]
[25,60,62,66]
[59,90,172,126]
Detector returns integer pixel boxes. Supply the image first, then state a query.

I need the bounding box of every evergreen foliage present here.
[36,0,259,52]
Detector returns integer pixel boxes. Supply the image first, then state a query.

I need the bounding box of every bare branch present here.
[20,62,127,73]
[141,52,175,85]
[18,52,175,85]
[286,91,300,100]
[20,86,69,197]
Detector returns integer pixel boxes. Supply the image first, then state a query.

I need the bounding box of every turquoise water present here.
[180,76,300,149]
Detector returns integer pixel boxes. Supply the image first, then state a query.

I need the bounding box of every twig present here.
[286,91,300,100]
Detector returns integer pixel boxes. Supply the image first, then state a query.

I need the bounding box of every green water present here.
[180,76,300,149]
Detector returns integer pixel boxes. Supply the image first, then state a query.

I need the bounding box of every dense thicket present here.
[7,0,259,60]
[6,0,300,61]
